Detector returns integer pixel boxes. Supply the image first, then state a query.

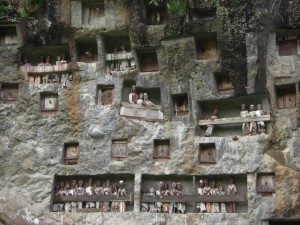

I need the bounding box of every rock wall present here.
[0,0,300,225]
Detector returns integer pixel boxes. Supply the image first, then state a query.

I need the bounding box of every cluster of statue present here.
[20,53,68,81]
[141,181,185,214]
[197,177,237,213]
[240,104,265,135]
[204,104,266,137]
[129,85,155,106]
[107,45,136,72]
[53,178,127,213]
[141,177,238,214]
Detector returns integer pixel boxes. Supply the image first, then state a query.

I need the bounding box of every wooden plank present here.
[28,70,73,75]
[257,189,276,193]
[198,115,270,126]
[141,194,247,203]
[53,195,132,203]
[76,208,106,213]
[120,106,164,122]
[121,102,161,110]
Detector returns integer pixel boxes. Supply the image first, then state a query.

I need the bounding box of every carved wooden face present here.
[100,88,113,105]
[111,141,127,158]
[88,178,93,186]
[71,180,77,188]
[66,145,79,158]
[44,96,57,110]
[211,181,216,188]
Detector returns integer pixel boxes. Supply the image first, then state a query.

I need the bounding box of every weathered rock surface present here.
[0,0,300,225]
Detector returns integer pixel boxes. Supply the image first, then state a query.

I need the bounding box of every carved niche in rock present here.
[277,36,299,56]
[153,139,170,160]
[0,26,18,45]
[199,143,216,164]
[0,83,18,104]
[40,92,58,112]
[173,94,189,116]
[111,140,128,160]
[97,86,114,106]
[64,143,80,165]
[276,85,297,109]
[256,173,275,193]
[197,39,218,60]
[139,51,159,72]
[215,72,234,95]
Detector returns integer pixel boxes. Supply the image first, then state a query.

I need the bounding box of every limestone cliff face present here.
[0,0,299,225]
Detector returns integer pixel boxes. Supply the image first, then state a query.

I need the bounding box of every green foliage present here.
[149,0,161,6]
[0,0,43,22]
[149,0,187,17]
[168,0,187,17]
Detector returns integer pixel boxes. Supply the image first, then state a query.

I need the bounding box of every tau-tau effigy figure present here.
[38,56,45,67]
[154,181,164,212]
[103,180,112,212]
[148,187,156,212]
[228,177,237,213]
[118,180,127,212]
[240,104,249,135]
[218,185,227,213]
[20,55,32,81]
[64,181,72,212]
[169,182,178,213]
[70,180,78,212]
[129,85,138,104]
[94,180,103,209]
[248,104,257,135]
[76,179,85,209]
[136,93,144,105]
[196,180,207,213]
[141,188,150,212]
[256,104,265,133]
[209,181,220,213]
[205,109,218,137]
[53,182,64,212]
[162,183,171,213]
[143,93,155,106]
[85,177,95,208]
[176,182,185,214]
[203,178,211,213]
[111,183,120,212]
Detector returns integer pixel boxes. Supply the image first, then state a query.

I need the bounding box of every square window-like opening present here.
[276,85,297,109]
[0,26,17,45]
[199,143,216,164]
[191,2,216,21]
[145,0,167,25]
[153,139,170,160]
[111,139,128,161]
[277,35,298,56]
[82,0,105,25]
[64,142,79,165]
[104,33,135,73]
[196,38,218,60]
[139,50,159,72]
[0,83,18,104]
[97,85,114,106]
[173,93,189,116]
[40,92,58,112]
[256,173,275,194]
[76,39,98,63]
[215,72,234,95]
